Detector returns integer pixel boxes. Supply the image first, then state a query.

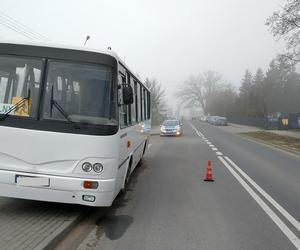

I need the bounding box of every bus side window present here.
[140,83,143,121]
[143,88,147,120]
[126,72,132,126]
[136,82,141,122]
[119,74,128,128]
[131,77,136,124]
[147,91,151,119]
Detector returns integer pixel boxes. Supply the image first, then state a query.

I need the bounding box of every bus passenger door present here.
[116,73,131,192]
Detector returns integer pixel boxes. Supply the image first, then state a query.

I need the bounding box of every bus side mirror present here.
[122,85,134,105]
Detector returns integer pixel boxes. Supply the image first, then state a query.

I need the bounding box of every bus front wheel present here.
[121,159,132,194]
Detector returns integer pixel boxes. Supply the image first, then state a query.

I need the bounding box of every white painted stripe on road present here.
[212,147,218,151]
[190,123,202,138]
[190,121,300,246]
[216,152,223,156]
[224,156,300,232]
[209,144,214,147]
[218,156,300,249]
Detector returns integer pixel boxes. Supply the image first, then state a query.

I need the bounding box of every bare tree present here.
[266,0,300,64]
[175,70,222,115]
[144,78,166,124]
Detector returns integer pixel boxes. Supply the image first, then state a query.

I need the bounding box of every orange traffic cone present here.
[204,160,214,182]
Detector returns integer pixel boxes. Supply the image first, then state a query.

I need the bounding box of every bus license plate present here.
[16,175,50,187]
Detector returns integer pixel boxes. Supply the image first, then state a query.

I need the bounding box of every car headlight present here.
[82,162,92,172]
[160,126,166,132]
[93,163,104,173]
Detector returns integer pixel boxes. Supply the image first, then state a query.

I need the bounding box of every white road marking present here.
[148,144,152,149]
[224,156,300,232]
[218,156,300,249]
[190,121,300,247]
[209,145,214,147]
[212,147,218,151]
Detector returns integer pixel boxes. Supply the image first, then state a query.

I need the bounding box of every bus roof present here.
[0,40,149,91]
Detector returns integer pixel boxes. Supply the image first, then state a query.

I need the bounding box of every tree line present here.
[145,0,300,123]
[144,78,166,125]
[177,0,300,119]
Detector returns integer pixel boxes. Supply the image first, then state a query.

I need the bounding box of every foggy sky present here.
[0,0,285,108]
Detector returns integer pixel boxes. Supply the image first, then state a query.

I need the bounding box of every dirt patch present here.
[240,131,300,153]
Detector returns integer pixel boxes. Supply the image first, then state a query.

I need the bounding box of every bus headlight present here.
[82,162,92,172]
[93,163,104,173]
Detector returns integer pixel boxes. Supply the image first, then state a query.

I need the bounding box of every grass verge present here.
[240,131,300,154]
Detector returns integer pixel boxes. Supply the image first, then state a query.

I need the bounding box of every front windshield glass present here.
[0,55,43,117]
[42,60,117,125]
[163,120,179,126]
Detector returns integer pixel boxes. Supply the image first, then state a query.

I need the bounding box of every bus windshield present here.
[42,60,116,126]
[0,55,43,117]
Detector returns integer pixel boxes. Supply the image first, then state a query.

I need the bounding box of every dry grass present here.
[240,131,300,153]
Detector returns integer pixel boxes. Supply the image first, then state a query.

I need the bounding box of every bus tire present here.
[138,140,148,166]
[120,157,132,194]
[142,140,148,155]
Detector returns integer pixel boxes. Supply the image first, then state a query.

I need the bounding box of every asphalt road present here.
[78,121,300,250]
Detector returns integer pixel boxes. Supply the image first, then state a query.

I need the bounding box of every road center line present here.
[224,156,300,232]
[218,156,300,249]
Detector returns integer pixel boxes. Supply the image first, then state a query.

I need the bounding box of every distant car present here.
[215,117,228,126]
[201,116,208,122]
[160,119,183,136]
[207,116,218,125]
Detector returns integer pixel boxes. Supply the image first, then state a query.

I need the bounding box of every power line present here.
[0,20,37,40]
[0,11,49,40]
[0,17,40,40]
[0,16,41,40]
[0,11,50,41]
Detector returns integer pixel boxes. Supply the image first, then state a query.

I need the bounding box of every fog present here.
[0,0,286,108]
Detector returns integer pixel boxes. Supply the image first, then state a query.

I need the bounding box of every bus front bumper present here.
[0,169,116,207]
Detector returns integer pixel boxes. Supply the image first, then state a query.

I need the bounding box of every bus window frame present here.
[40,59,116,126]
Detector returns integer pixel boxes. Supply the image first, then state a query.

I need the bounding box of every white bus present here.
[0,41,151,207]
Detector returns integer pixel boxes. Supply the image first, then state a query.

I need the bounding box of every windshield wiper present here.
[0,90,31,122]
[50,86,79,129]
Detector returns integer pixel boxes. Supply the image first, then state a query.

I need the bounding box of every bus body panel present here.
[0,123,150,206]
[0,126,120,179]
[0,41,151,206]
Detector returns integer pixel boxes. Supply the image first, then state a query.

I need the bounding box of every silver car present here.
[160,120,183,136]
